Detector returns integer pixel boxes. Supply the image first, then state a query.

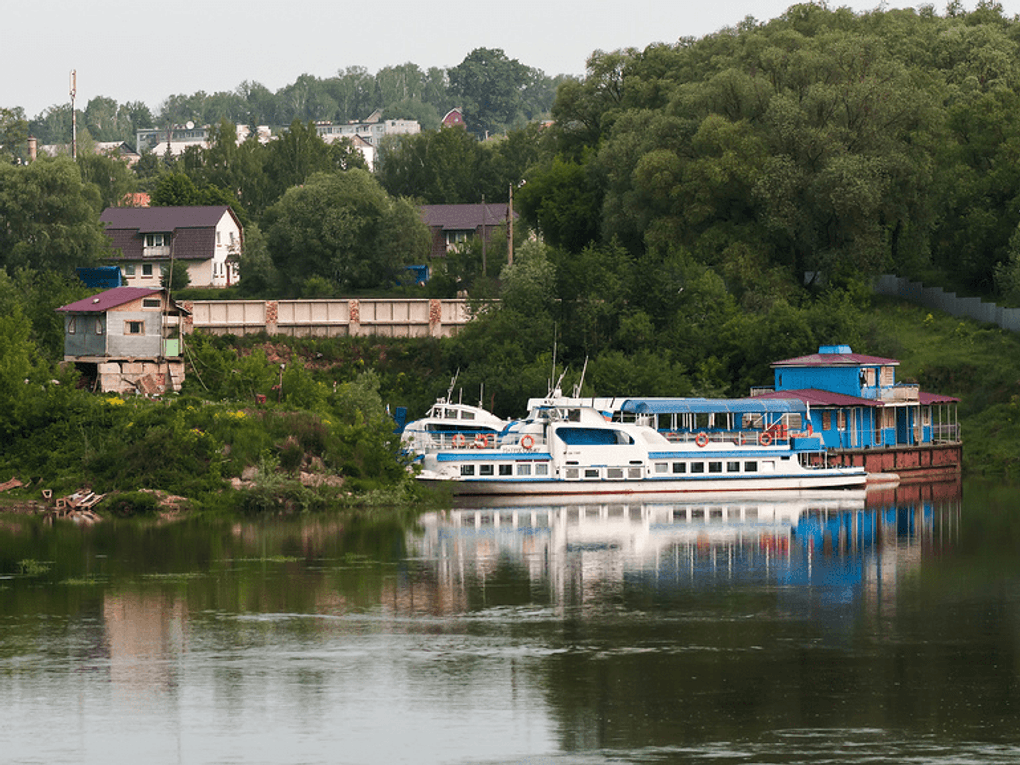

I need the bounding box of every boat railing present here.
[661,428,809,446]
[416,430,549,452]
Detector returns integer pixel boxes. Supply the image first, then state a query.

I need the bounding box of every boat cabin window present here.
[584,468,600,479]
[479,464,494,476]
[744,461,758,472]
[690,462,705,474]
[708,462,722,474]
[655,462,668,474]
[672,462,686,474]
[759,460,775,473]
[517,464,532,476]
[628,468,642,479]
[727,461,740,473]
[608,468,623,479]
[460,465,475,477]
[462,411,475,421]
[535,464,549,476]
[499,465,513,476]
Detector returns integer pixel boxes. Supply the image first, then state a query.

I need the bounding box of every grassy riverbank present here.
[865,297,1020,481]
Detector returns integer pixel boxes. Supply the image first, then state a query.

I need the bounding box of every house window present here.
[142,264,153,277]
[446,231,469,246]
[216,231,221,245]
[67,317,76,334]
[142,299,160,308]
[823,411,833,430]
[126,321,144,335]
[124,264,136,276]
[145,233,168,248]
[95,319,104,335]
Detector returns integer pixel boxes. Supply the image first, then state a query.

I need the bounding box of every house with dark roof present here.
[751,345,960,478]
[56,287,190,395]
[421,203,517,259]
[100,206,242,289]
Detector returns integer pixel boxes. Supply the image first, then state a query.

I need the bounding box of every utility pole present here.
[69,70,77,160]
[481,195,487,277]
[507,183,514,266]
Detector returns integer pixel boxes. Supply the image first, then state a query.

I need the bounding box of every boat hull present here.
[417,471,868,496]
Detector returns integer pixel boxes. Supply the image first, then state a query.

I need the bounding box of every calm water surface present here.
[3,480,1020,764]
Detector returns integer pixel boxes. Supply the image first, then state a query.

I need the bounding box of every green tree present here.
[448,48,533,138]
[77,152,137,209]
[263,169,431,293]
[0,158,109,274]
[1,107,29,163]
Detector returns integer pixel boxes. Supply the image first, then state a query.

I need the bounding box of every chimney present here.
[27,136,37,162]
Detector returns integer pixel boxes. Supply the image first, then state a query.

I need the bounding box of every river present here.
[3,479,1020,764]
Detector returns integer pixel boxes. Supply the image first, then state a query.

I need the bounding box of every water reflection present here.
[410,490,959,628]
[7,482,1020,765]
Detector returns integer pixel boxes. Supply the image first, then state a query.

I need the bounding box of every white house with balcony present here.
[100,206,243,289]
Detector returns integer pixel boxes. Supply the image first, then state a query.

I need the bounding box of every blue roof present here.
[619,398,808,415]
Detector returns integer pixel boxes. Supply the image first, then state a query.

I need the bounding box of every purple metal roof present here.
[421,204,516,230]
[754,389,882,407]
[919,391,960,404]
[57,287,162,313]
[771,351,899,367]
[101,205,234,233]
[757,388,959,407]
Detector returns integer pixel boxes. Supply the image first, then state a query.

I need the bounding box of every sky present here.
[3,0,1020,119]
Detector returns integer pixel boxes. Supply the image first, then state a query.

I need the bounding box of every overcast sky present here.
[3,1,1018,118]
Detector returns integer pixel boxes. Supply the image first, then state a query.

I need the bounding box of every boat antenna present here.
[445,369,459,404]
[573,357,589,398]
[478,382,484,408]
[549,323,558,395]
[552,367,567,398]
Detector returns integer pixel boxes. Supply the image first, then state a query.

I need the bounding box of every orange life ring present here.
[473,434,487,448]
[452,433,467,448]
[521,434,535,450]
[695,432,709,448]
[759,432,773,446]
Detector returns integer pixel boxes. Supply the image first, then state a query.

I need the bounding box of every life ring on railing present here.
[452,433,467,448]
[759,432,773,446]
[473,434,487,448]
[695,432,709,448]
[521,434,535,450]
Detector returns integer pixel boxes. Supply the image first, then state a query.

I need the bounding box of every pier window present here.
[672,462,686,474]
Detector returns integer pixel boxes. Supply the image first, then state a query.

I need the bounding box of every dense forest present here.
[5,3,1020,509]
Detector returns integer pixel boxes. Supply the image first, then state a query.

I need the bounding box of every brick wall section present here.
[265,301,278,335]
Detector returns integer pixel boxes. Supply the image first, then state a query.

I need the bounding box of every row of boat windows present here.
[461,463,550,477]
[459,458,791,478]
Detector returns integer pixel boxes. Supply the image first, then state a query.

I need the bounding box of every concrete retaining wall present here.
[183,298,474,339]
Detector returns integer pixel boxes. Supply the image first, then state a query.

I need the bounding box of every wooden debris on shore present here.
[50,489,105,523]
[0,477,25,493]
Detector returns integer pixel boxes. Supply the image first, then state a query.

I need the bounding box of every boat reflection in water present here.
[412,490,958,620]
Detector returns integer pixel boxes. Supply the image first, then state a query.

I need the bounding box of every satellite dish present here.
[185,120,195,130]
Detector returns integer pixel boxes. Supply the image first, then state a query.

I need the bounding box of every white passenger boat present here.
[410,392,867,496]
[400,389,507,457]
